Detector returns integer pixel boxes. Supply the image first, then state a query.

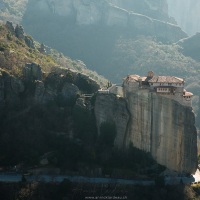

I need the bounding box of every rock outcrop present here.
[23,63,43,81]
[167,0,200,35]
[5,21,35,48]
[95,90,197,173]
[24,35,35,49]
[108,0,172,23]
[0,69,25,107]
[28,0,187,42]
[61,83,79,101]
[15,24,25,40]
[0,62,100,106]
[95,94,129,147]
[5,21,15,35]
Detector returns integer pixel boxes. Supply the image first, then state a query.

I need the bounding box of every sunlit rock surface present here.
[95,90,197,173]
[27,0,186,42]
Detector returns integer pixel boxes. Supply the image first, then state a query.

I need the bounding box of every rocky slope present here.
[0,22,102,167]
[0,22,159,174]
[95,91,197,173]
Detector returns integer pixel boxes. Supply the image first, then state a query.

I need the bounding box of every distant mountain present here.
[20,0,188,79]
[108,0,174,23]
[109,0,200,36]
[167,0,200,35]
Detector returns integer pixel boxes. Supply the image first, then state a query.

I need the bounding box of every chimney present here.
[147,71,154,78]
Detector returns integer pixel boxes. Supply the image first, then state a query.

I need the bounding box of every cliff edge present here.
[23,0,187,42]
[95,73,197,174]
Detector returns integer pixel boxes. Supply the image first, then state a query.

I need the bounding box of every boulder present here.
[61,82,79,100]
[23,63,42,81]
[58,82,80,106]
[25,35,35,49]
[15,24,25,40]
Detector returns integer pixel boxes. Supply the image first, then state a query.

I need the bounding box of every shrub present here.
[7,33,12,41]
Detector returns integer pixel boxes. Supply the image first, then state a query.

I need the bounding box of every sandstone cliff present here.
[95,91,197,173]
[0,64,100,107]
[108,0,200,36]
[108,0,170,22]
[94,94,129,147]
[24,0,186,42]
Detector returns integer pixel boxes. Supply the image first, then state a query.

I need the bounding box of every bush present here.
[7,33,12,41]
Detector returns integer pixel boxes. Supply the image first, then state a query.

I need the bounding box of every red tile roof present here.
[148,76,184,83]
[183,91,193,97]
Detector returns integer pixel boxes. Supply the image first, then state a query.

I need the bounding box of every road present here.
[0,171,200,185]
[165,169,200,185]
[0,174,154,185]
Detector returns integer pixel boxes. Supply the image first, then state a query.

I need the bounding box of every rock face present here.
[23,63,42,81]
[5,21,15,35]
[0,69,24,107]
[94,94,129,147]
[15,24,25,40]
[61,83,79,101]
[108,0,171,22]
[26,66,99,104]
[24,35,35,49]
[28,0,186,42]
[167,0,200,35]
[95,90,197,173]
[108,0,200,36]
